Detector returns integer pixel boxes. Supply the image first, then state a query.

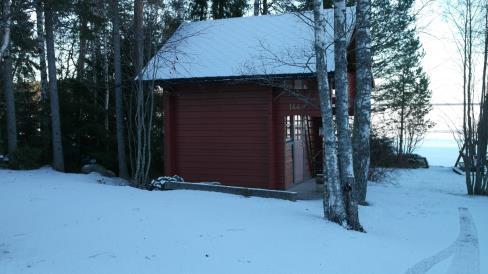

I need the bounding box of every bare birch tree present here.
[334,0,362,230]
[463,0,476,194]
[45,3,65,171]
[130,0,154,186]
[313,0,347,226]
[110,0,129,180]
[353,0,373,204]
[449,0,488,195]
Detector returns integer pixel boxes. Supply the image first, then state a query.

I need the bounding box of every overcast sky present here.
[416,0,467,142]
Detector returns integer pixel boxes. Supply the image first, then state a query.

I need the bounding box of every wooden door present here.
[284,115,307,187]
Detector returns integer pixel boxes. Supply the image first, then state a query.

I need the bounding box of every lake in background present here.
[416,137,460,167]
[371,104,462,167]
[413,104,464,167]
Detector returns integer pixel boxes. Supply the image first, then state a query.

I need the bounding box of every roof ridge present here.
[183,11,305,24]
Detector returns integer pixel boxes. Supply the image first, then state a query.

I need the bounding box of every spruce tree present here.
[372,1,433,156]
[190,0,208,20]
[210,0,248,19]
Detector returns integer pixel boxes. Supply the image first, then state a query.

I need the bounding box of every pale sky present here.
[416,0,467,142]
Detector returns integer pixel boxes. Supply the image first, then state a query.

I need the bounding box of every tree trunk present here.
[262,0,269,15]
[463,0,475,195]
[45,4,65,172]
[2,49,17,156]
[254,0,260,16]
[133,0,145,185]
[0,0,11,59]
[103,17,110,132]
[398,80,406,156]
[77,17,87,79]
[313,0,347,226]
[36,0,50,159]
[353,0,373,204]
[334,0,362,231]
[475,3,488,194]
[110,0,129,180]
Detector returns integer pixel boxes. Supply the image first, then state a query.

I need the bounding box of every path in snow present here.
[405,207,480,274]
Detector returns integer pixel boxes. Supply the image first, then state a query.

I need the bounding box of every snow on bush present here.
[150,175,184,190]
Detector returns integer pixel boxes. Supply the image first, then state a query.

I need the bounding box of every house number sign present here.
[289,103,306,110]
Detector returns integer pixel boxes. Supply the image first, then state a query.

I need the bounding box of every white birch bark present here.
[45,5,65,172]
[353,0,373,204]
[334,0,362,231]
[313,0,347,226]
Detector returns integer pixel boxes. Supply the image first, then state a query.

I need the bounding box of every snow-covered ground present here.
[0,167,486,274]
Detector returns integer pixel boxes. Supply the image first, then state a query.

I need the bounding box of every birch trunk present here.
[2,49,17,156]
[334,0,362,231]
[353,0,372,204]
[0,0,10,59]
[110,0,129,179]
[313,0,347,226]
[45,5,65,172]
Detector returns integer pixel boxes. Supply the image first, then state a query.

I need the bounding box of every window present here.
[285,116,292,141]
[294,115,303,140]
[286,115,312,141]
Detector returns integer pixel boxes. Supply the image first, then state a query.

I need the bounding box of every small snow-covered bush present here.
[149,175,184,190]
[368,167,394,183]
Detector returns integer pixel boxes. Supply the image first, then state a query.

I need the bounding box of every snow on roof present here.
[141,8,355,81]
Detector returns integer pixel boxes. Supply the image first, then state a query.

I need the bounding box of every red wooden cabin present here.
[142,9,356,190]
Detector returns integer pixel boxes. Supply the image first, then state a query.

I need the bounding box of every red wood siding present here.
[165,83,272,188]
[163,77,357,190]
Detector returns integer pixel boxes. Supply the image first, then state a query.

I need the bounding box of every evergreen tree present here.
[372,0,433,156]
[211,0,248,19]
[190,0,208,20]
